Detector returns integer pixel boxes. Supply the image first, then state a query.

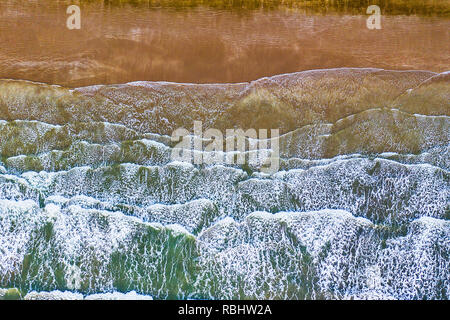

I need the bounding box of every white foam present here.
[24,290,84,300]
[84,291,153,300]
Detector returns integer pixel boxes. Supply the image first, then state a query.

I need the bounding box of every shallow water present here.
[0,0,449,86]
[0,68,449,299]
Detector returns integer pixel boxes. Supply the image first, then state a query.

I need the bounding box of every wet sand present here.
[0,1,448,87]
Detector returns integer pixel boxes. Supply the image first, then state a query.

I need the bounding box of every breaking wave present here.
[0,68,448,300]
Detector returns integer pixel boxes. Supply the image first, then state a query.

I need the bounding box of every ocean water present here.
[0,68,448,300]
[0,1,449,300]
